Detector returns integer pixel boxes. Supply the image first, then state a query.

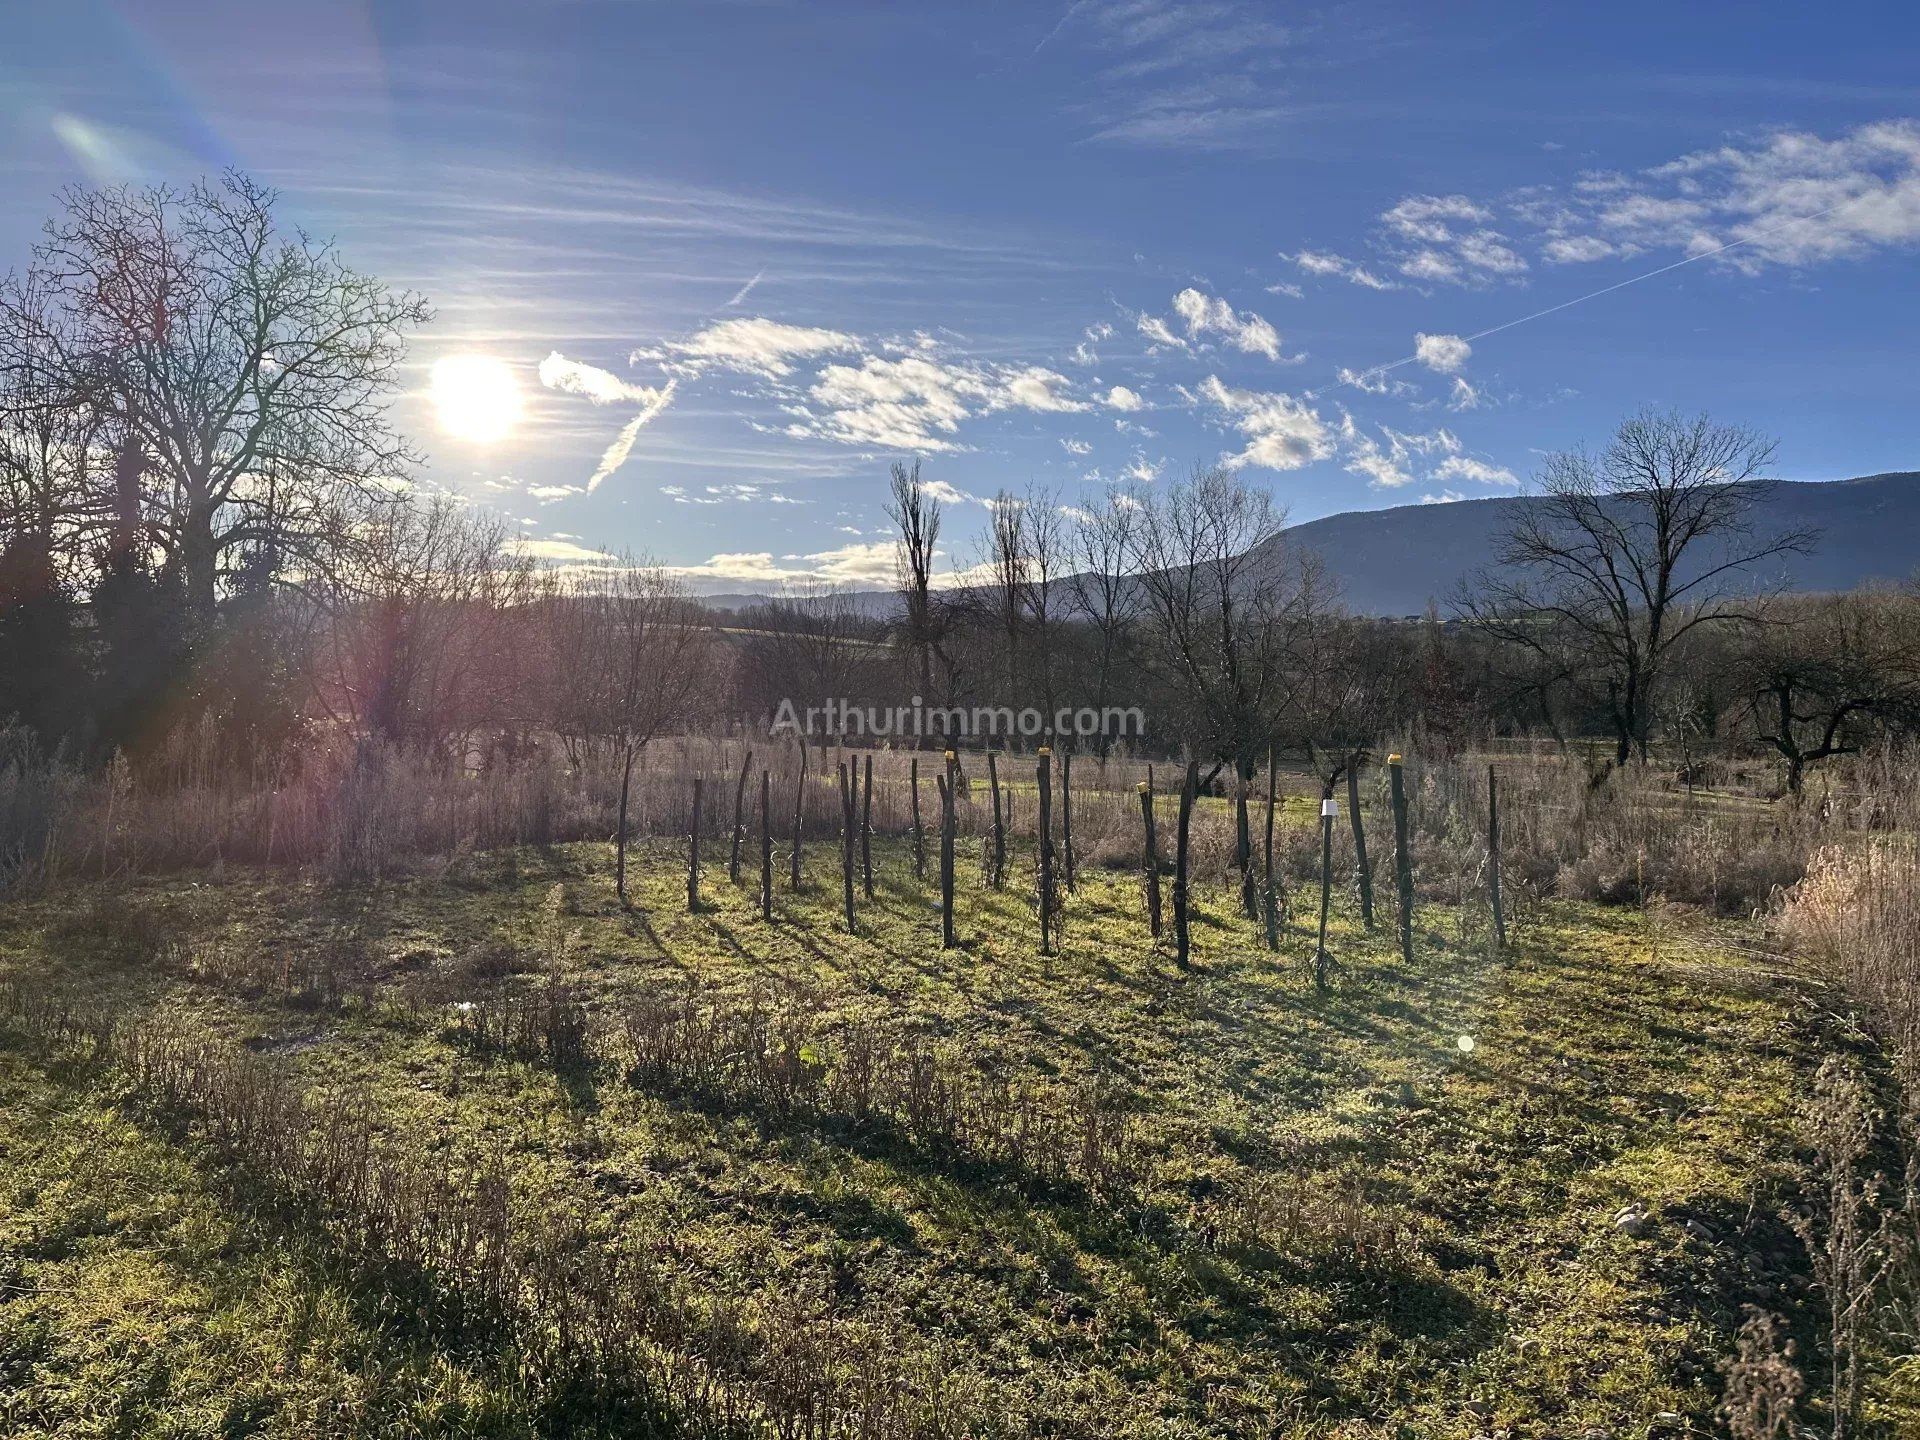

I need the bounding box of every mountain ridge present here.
[693,471,1920,618]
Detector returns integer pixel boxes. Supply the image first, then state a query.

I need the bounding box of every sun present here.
[429,354,522,444]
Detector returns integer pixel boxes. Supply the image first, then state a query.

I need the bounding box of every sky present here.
[4,0,1919,592]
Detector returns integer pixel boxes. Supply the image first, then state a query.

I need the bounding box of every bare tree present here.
[1066,491,1139,759]
[0,269,113,581]
[979,489,1027,710]
[734,580,877,726]
[1469,409,1814,765]
[26,171,428,624]
[554,559,717,905]
[1129,465,1322,890]
[315,495,536,758]
[1021,485,1068,735]
[1731,591,1920,794]
[885,459,952,731]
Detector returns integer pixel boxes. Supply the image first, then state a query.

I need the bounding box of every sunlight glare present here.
[430,354,522,444]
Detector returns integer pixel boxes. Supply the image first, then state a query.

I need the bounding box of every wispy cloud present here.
[1059,0,1299,150]
[635,316,861,378]
[1286,249,1397,290]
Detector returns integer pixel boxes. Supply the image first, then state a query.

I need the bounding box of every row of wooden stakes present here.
[673,749,1509,982]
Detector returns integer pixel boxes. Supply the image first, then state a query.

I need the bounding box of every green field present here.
[0,840,1839,1438]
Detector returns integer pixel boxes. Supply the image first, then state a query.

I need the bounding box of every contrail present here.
[1337,198,1855,392]
[725,269,765,307]
[1029,1,1087,58]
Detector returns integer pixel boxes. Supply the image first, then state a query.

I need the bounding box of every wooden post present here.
[687,777,704,912]
[615,743,637,906]
[789,741,806,891]
[1037,747,1056,955]
[986,750,1005,888]
[860,754,875,900]
[1138,776,1162,939]
[1174,760,1197,969]
[1315,782,1334,990]
[729,747,752,884]
[1389,753,1414,965]
[1488,764,1507,952]
[1061,750,1076,892]
[1234,763,1254,917]
[1263,743,1280,952]
[910,757,925,881]
[1347,757,1375,930]
[938,751,957,948]
[759,769,772,921]
[837,762,856,933]
[1238,761,1260,920]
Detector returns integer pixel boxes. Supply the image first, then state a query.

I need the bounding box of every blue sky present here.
[4,0,1919,590]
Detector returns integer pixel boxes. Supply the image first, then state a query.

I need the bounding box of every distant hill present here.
[695,472,1920,619]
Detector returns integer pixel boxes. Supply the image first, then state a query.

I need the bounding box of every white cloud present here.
[668,540,904,589]
[1072,321,1114,365]
[527,483,583,503]
[1447,376,1484,411]
[1542,234,1616,264]
[1195,375,1332,471]
[1060,437,1093,456]
[635,316,861,378]
[1431,455,1518,487]
[1104,384,1145,411]
[1413,332,1472,374]
[539,352,670,406]
[1532,121,1920,273]
[1420,490,1468,505]
[510,537,616,563]
[1169,287,1286,360]
[794,353,1086,453]
[920,478,977,505]
[1375,193,1528,287]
